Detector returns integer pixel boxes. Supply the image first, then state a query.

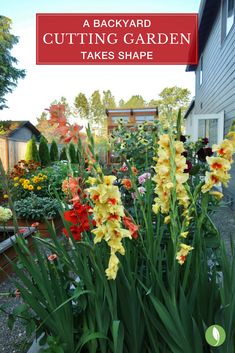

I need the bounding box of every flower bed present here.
[0,106,235,353]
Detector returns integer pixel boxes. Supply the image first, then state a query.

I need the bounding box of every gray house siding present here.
[194,4,235,209]
[194,10,235,133]
[10,126,35,141]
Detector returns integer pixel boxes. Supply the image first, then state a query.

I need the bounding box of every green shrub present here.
[25,135,39,162]
[68,143,77,163]
[39,136,50,166]
[50,140,59,162]
[60,146,67,160]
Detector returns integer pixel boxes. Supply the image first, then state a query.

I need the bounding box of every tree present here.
[74,90,116,131]
[90,90,105,126]
[25,136,39,161]
[102,90,116,109]
[156,86,191,117]
[39,136,50,166]
[118,99,125,107]
[36,112,58,143]
[69,143,77,163]
[50,140,59,162]
[60,147,67,161]
[0,16,25,109]
[74,93,89,119]
[122,95,146,108]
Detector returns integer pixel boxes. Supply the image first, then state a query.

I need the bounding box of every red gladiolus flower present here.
[123,216,139,239]
[63,201,93,241]
[63,225,82,241]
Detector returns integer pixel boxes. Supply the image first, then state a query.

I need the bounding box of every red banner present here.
[36,13,198,65]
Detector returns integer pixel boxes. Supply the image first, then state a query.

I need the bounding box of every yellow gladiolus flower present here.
[227,131,235,148]
[105,253,119,280]
[88,174,132,280]
[209,191,223,200]
[164,216,171,224]
[180,231,189,238]
[206,156,231,172]
[176,243,193,265]
[212,140,234,162]
[152,134,190,215]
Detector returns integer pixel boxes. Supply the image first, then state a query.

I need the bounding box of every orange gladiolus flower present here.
[122,178,132,190]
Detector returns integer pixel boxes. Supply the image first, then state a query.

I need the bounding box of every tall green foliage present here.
[60,147,67,161]
[25,135,39,161]
[39,136,50,166]
[0,16,25,109]
[68,143,77,163]
[50,140,59,162]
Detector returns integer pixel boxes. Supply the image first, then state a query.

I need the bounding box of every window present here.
[222,0,235,40]
[135,115,155,123]
[198,119,218,145]
[111,116,129,124]
[199,56,203,86]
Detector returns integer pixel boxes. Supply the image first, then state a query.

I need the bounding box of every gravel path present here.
[0,206,234,353]
[0,274,32,353]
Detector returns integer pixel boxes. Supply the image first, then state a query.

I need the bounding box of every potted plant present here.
[7,195,62,238]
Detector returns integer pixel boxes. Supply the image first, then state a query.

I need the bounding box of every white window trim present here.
[191,111,224,143]
[226,0,235,35]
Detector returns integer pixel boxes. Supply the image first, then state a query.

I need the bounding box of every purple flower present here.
[202,137,209,145]
[180,135,187,142]
[138,186,146,195]
[138,172,151,185]
[131,192,137,200]
[184,160,192,173]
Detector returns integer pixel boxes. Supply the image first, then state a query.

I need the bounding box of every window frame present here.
[222,0,235,41]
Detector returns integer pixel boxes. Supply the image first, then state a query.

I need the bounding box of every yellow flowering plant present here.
[10,172,49,200]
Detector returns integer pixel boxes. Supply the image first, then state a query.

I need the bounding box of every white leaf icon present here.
[212,327,220,346]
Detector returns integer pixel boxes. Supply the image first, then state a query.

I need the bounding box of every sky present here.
[0,0,201,124]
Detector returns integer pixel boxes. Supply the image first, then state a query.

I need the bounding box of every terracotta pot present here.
[0,226,35,282]
[7,217,63,238]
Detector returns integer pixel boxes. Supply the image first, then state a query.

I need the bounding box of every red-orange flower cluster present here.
[123,216,139,239]
[63,201,94,241]
[47,104,83,144]
[10,160,40,178]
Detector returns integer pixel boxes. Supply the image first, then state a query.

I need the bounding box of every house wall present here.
[194,10,235,132]
[194,5,235,208]
[0,138,7,170]
[8,140,28,170]
[0,126,40,171]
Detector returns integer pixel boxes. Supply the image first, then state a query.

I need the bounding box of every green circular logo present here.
[205,325,226,347]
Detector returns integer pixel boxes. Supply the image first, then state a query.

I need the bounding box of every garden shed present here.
[0,121,41,171]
